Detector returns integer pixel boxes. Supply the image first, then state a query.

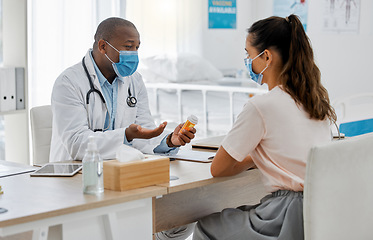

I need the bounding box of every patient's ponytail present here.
[248,15,336,122]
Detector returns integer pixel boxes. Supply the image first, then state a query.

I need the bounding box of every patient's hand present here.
[125,122,167,142]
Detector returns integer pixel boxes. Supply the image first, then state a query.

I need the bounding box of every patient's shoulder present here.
[250,86,282,102]
[248,86,295,113]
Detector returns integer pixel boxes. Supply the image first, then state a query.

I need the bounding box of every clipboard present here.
[169,151,215,163]
[191,135,225,150]
[156,150,215,163]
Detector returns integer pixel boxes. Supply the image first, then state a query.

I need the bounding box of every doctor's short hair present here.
[93,17,137,48]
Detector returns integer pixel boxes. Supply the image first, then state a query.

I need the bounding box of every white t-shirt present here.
[222,86,331,192]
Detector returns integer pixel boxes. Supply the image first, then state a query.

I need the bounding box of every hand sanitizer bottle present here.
[83,136,104,194]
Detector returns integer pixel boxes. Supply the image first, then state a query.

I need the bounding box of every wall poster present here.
[323,0,361,33]
[273,0,309,31]
[208,0,237,29]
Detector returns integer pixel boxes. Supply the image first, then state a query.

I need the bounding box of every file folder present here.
[0,67,17,112]
[15,67,25,110]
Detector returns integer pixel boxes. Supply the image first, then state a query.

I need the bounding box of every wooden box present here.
[103,155,170,191]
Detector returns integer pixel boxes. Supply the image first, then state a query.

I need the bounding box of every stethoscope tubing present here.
[82,57,106,105]
[82,57,111,132]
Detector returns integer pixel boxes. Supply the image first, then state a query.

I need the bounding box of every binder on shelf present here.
[0,67,17,112]
[15,68,25,110]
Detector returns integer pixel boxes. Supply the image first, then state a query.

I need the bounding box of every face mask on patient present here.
[244,51,268,85]
[105,41,139,78]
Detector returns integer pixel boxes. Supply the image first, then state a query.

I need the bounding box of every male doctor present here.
[50,17,196,162]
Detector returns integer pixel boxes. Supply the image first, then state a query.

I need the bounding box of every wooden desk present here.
[0,161,267,239]
[154,161,267,232]
[0,173,167,240]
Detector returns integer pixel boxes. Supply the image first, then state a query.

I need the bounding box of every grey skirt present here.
[193,190,304,240]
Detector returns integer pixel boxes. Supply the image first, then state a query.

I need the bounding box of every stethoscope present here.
[82,57,137,131]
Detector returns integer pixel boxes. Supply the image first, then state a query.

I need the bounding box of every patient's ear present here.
[264,49,273,65]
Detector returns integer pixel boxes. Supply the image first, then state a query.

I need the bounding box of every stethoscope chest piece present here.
[127,95,137,107]
[126,87,137,107]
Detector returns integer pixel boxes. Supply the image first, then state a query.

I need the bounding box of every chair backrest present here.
[30,105,52,165]
[304,133,373,240]
[333,93,373,136]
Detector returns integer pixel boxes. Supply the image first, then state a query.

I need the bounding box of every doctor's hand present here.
[125,122,167,142]
[167,123,196,147]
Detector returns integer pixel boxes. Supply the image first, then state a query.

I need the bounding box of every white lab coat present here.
[50,50,168,161]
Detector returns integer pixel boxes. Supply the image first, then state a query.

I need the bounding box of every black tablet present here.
[30,163,82,177]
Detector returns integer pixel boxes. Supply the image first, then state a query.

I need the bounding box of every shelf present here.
[0,109,27,116]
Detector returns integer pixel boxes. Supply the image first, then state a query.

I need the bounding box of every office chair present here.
[333,93,373,137]
[304,133,373,240]
[30,105,52,166]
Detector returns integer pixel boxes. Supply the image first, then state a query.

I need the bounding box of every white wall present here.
[193,0,373,102]
[26,0,373,108]
[28,0,127,108]
[126,0,256,73]
[126,0,178,57]
[28,0,96,108]
[202,0,253,72]
[308,0,373,102]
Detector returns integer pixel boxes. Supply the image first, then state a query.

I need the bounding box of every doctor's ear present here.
[97,39,107,54]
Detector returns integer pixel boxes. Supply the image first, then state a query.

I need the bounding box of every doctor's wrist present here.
[167,133,180,148]
[125,128,134,142]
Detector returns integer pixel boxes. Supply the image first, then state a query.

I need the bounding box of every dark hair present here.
[93,17,136,48]
[248,15,336,122]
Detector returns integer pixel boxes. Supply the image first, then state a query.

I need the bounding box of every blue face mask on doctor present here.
[244,51,269,85]
[105,41,139,78]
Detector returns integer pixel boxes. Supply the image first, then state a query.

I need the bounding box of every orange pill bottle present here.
[179,115,198,133]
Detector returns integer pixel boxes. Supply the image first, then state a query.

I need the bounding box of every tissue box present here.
[103,155,170,191]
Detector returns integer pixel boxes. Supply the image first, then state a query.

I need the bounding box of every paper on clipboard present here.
[157,150,215,163]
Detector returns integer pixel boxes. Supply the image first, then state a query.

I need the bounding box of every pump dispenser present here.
[83,136,104,194]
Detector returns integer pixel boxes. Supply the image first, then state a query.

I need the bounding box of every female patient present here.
[193,15,336,240]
